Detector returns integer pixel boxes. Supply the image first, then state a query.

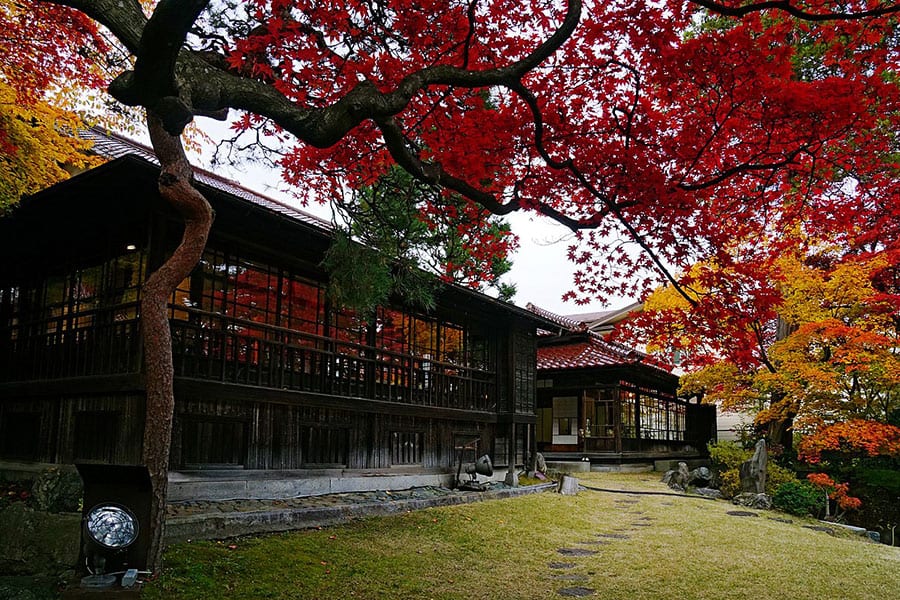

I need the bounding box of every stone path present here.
[167,485,468,518]
[551,494,658,597]
[165,481,557,542]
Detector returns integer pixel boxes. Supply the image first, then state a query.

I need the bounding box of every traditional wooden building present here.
[527,305,715,467]
[0,130,552,500]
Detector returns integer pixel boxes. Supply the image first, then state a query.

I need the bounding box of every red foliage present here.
[806,472,862,512]
[0,2,108,102]
[799,420,900,464]
[20,0,899,309]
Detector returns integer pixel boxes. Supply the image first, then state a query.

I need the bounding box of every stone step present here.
[590,463,654,473]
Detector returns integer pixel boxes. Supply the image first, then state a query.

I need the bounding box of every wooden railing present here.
[169,309,497,412]
[1,306,498,412]
[0,309,141,382]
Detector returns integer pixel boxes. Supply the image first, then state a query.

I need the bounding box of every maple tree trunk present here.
[766,413,796,454]
[141,113,213,571]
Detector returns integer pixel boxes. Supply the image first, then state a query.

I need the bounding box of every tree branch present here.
[46,0,582,142]
[692,0,900,21]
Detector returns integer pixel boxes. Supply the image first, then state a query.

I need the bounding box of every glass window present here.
[440,324,464,364]
[281,276,324,340]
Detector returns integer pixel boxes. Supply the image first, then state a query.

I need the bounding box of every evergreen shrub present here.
[773,480,822,517]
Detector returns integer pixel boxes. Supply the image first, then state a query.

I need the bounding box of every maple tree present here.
[626,249,899,448]
[0,80,102,211]
[806,472,863,518]
[798,419,900,464]
[0,0,112,209]
[14,0,900,569]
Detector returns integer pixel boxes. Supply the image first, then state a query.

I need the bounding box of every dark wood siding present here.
[0,394,144,465]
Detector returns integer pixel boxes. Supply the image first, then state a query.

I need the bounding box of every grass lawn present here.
[144,472,900,599]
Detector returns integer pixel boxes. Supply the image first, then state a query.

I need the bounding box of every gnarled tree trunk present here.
[141,112,213,570]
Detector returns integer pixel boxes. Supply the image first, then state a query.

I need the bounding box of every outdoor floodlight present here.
[86,503,139,550]
[76,464,152,589]
[454,438,493,492]
[81,503,139,589]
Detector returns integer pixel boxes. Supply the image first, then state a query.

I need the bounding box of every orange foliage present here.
[806,472,862,512]
[798,420,900,464]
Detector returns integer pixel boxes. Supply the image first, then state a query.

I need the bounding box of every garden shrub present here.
[765,463,798,496]
[718,469,741,499]
[773,480,822,517]
[708,441,798,497]
[708,441,750,471]
[855,468,900,495]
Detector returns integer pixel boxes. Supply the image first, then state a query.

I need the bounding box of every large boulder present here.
[0,503,80,576]
[662,462,691,491]
[739,439,767,494]
[689,466,713,487]
[732,492,772,510]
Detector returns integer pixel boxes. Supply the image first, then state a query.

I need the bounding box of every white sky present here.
[189,124,633,318]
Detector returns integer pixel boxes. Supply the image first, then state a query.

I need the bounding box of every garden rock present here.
[661,462,690,491]
[535,453,547,473]
[689,466,713,487]
[732,492,772,510]
[693,487,723,499]
[558,475,579,496]
[0,502,80,575]
[31,467,82,513]
[739,439,767,494]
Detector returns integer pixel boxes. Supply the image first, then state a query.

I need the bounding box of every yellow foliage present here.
[0,81,101,210]
[777,253,891,330]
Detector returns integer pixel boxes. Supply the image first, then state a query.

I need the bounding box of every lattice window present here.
[391,431,423,465]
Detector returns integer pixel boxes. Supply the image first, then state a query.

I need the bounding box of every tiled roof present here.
[537,338,637,370]
[525,303,587,332]
[82,127,331,230]
[529,302,672,373]
[563,308,617,323]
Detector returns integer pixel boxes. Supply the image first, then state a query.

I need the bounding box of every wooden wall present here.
[0,393,144,465]
[170,394,493,471]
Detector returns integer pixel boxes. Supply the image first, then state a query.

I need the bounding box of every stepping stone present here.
[553,574,590,582]
[632,522,652,527]
[636,516,653,521]
[558,586,595,596]
[549,562,577,569]
[597,533,630,539]
[726,511,759,517]
[558,548,598,557]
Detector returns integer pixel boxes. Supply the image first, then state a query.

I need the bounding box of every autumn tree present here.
[17,0,900,569]
[0,0,113,209]
[0,80,102,211]
[624,249,899,449]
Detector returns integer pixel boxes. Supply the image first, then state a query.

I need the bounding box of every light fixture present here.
[125,244,137,251]
[454,438,493,492]
[80,503,139,589]
[86,504,139,549]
